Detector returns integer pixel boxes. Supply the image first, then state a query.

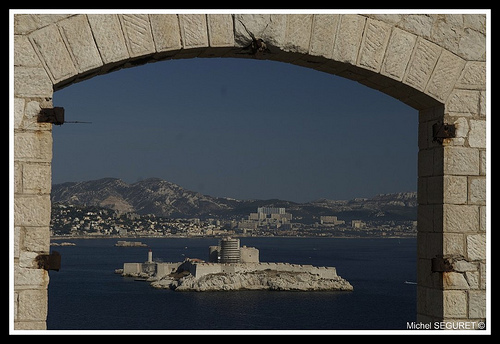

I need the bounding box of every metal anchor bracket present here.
[36,251,61,271]
[432,122,456,144]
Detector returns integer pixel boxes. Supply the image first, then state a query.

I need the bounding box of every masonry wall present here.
[12,13,487,330]
[185,262,338,280]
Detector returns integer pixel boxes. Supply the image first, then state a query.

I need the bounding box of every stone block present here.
[418,149,434,177]
[468,290,486,318]
[468,176,486,205]
[381,27,417,81]
[309,14,339,58]
[443,233,465,256]
[443,290,467,318]
[285,14,313,53]
[467,234,486,261]
[207,14,234,47]
[443,175,467,204]
[446,89,480,116]
[13,98,24,130]
[443,204,479,233]
[14,195,51,227]
[57,15,103,72]
[443,271,469,289]
[14,131,53,162]
[15,266,49,288]
[87,14,129,64]
[150,14,181,53]
[23,226,50,253]
[14,35,42,67]
[403,37,441,92]
[29,24,77,84]
[357,18,391,72]
[179,14,208,49]
[17,289,47,322]
[234,14,286,49]
[456,61,486,90]
[426,50,466,102]
[426,176,443,205]
[119,14,155,58]
[14,66,53,98]
[332,14,366,65]
[21,162,51,195]
[443,146,479,176]
[468,120,486,148]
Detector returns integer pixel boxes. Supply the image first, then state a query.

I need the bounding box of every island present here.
[115,240,147,247]
[118,237,353,292]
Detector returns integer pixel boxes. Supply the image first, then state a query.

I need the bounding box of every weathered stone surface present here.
[119,14,155,58]
[179,14,208,49]
[207,14,234,47]
[17,289,48,322]
[14,66,52,97]
[381,28,417,80]
[87,14,129,64]
[443,204,479,233]
[29,24,77,83]
[14,195,51,227]
[284,14,314,53]
[309,14,339,58]
[469,290,486,318]
[15,266,49,287]
[468,120,486,148]
[14,35,42,67]
[467,234,486,260]
[57,15,102,72]
[149,14,181,52]
[456,61,486,89]
[14,131,53,162]
[234,14,286,48]
[443,290,468,318]
[447,89,481,116]
[443,175,467,204]
[21,162,51,194]
[403,38,441,92]
[443,147,479,176]
[357,18,391,72]
[468,176,486,205]
[332,14,366,65]
[426,50,466,102]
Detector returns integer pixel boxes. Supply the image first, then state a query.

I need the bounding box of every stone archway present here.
[12,12,487,330]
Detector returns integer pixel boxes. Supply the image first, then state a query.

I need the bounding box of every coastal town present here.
[50,203,417,239]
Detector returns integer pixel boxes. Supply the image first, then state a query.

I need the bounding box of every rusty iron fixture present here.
[36,251,61,271]
[432,122,456,144]
[38,107,91,125]
[431,256,454,273]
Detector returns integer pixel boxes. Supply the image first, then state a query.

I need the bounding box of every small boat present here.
[404,281,417,285]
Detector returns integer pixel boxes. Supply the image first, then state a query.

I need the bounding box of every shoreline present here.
[50,234,416,240]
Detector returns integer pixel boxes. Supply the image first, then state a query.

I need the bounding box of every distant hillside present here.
[51,177,417,221]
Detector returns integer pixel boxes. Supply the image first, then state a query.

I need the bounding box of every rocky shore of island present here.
[149,268,353,292]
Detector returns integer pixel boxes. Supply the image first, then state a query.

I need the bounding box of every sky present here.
[52,57,418,203]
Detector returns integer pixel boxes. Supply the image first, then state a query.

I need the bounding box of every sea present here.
[46,237,417,333]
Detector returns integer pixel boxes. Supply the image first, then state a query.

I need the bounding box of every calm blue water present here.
[47,237,416,331]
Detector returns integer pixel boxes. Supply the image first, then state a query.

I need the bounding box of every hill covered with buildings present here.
[51,177,417,238]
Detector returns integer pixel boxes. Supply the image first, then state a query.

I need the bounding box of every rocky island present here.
[119,238,353,292]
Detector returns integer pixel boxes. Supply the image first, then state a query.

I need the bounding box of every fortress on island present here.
[120,238,353,291]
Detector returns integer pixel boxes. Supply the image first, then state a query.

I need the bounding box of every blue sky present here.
[52,57,418,203]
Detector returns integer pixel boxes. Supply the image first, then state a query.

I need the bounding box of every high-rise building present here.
[257,207,286,215]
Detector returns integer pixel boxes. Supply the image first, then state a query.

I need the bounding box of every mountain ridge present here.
[51,177,417,221]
